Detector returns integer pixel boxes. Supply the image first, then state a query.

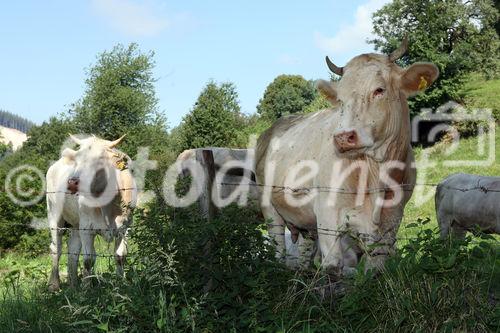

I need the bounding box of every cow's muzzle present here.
[67,177,80,194]
[334,130,362,153]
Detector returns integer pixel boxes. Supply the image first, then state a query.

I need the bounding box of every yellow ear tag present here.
[116,160,127,170]
[418,76,428,90]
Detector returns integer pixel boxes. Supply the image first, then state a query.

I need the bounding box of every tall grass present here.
[0,203,498,332]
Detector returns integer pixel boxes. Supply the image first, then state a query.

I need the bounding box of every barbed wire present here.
[49,252,120,259]
[220,182,500,193]
[2,180,499,260]
[43,187,137,195]
[9,179,500,198]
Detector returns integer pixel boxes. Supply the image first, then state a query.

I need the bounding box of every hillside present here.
[0,110,34,133]
[0,125,27,150]
[459,74,500,120]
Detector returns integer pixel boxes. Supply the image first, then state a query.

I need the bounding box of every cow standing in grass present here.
[436,173,500,238]
[255,39,439,273]
[46,135,136,291]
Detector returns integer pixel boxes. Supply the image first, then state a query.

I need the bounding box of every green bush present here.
[1,202,497,332]
[13,231,51,258]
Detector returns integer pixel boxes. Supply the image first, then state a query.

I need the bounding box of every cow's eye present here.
[373,87,385,97]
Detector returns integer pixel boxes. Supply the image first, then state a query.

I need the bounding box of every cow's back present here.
[255,112,333,184]
[436,173,500,234]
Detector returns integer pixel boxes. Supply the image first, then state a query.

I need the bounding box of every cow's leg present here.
[437,209,452,238]
[48,227,63,291]
[67,229,81,287]
[80,231,96,282]
[262,205,287,262]
[114,234,128,276]
[340,236,359,275]
[47,202,64,292]
[316,208,343,274]
[317,233,343,274]
[285,229,299,268]
[297,236,318,269]
[449,223,467,239]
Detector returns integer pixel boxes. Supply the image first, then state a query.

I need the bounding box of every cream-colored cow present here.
[46,135,136,291]
[255,39,439,273]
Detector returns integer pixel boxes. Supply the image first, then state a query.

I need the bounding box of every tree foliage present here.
[176,81,245,152]
[371,0,500,115]
[70,43,166,152]
[0,110,34,133]
[257,75,316,120]
[0,44,171,250]
[0,117,75,249]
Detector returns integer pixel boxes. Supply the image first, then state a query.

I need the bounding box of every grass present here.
[399,123,500,241]
[397,72,500,243]
[459,73,500,120]
[0,237,121,296]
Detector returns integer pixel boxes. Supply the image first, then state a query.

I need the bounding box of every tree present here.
[0,110,34,133]
[495,0,500,36]
[371,0,500,116]
[257,75,316,120]
[303,94,330,114]
[0,117,76,249]
[70,43,167,156]
[177,81,244,151]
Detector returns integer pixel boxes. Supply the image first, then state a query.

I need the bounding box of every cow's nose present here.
[334,130,359,152]
[67,177,80,194]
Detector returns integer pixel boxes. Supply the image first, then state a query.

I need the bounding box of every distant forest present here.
[0,110,34,133]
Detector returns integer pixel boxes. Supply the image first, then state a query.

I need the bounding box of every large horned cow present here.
[46,135,136,291]
[255,38,439,273]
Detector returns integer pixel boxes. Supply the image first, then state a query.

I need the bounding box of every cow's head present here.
[65,134,126,198]
[317,38,439,161]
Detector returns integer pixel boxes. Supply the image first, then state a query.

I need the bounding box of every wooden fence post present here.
[195,149,218,292]
[195,149,218,220]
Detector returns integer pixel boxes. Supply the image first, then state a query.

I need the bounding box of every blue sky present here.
[0,0,390,128]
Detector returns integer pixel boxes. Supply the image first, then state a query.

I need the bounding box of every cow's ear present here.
[400,63,439,96]
[316,80,338,105]
[61,148,76,164]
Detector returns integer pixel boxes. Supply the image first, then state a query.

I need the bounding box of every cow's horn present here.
[389,36,408,62]
[109,134,126,148]
[325,56,344,76]
[69,134,82,145]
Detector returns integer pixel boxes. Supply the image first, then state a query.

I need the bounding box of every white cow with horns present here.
[46,134,137,291]
[255,38,439,273]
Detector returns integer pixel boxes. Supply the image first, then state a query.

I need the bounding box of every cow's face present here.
[66,135,126,196]
[318,53,438,161]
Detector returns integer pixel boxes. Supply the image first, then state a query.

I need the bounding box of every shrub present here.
[14,231,51,258]
[1,206,497,332]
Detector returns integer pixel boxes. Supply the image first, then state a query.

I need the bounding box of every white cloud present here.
[277,54,301,65]
[91,0,169,37]
[314,0,390,57]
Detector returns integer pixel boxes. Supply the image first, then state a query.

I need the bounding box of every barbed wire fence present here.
[2,149,500,261]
